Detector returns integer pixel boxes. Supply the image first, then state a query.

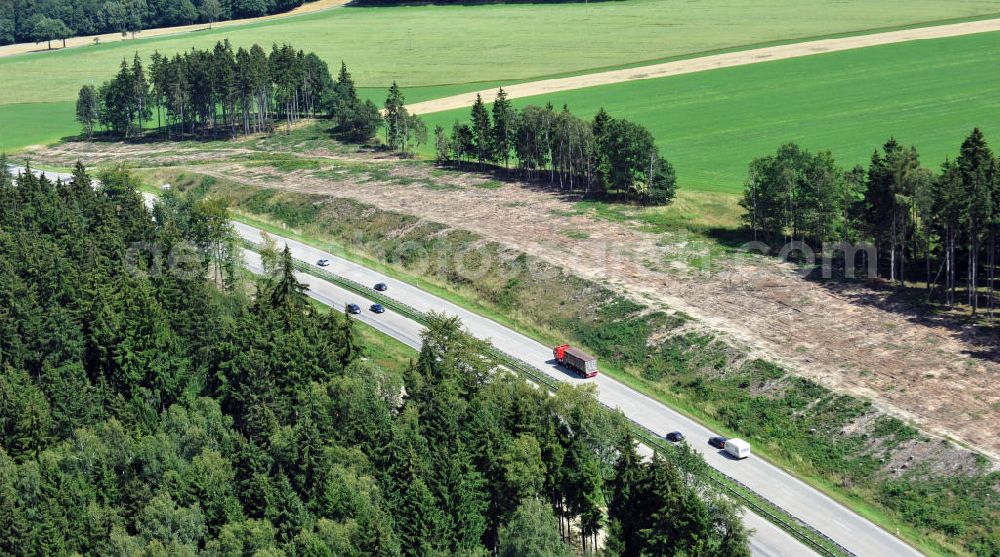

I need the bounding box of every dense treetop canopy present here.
[0,0,320,45]
[0,160,748,555]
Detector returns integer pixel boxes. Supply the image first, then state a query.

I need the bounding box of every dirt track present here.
[0,0,348,58]
[407,17,1000,115]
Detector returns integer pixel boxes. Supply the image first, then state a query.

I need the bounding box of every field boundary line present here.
[0,0,349,59]
[407,17,1000,115]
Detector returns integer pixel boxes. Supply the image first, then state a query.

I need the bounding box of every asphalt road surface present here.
[239,248,818,557]
[232,221,920,557]
[11,166,918,556]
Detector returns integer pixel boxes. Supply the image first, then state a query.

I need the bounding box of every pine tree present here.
[76,85,99,138]
[470,94,492,169]
[384,82,406,151]
[492,87,515,169]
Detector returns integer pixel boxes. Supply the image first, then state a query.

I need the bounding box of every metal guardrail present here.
[488,350,855,557]
[243,238,855,557]
[627,422,855,557]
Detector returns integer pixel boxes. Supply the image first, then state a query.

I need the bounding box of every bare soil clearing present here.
[0,0,348,58]
[407,18,1000,115]
[31,140,1000,460]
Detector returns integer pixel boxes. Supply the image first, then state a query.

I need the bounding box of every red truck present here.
[553,344,598,378]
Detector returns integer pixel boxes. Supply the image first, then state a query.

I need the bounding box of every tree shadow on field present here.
[721,242,1000,362]
[812,268,1000,362]
[702,227,752,249]
[75,130,247,146]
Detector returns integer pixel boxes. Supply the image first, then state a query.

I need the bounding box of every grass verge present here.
[242,235,853,557]
[308,298,418,374]
[147,171,997,556]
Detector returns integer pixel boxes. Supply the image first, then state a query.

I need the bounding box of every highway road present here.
[230,222,920,557]
[13,166,918,556]
[240,248,818,557]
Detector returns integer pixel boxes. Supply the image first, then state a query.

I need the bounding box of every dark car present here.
[708,436,728,450]
[665,431,685,443]
[374,282,388,291]
[317,259,331,267]
[346,303,362,314]
[370,303,385,314]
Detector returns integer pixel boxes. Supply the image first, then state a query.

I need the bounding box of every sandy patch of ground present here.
[202,159,1000,458]
[28,140,1000,460]
[407,18,1000,115]
[0,0,348,58]
[259,164,1000,460]
[33,141,256,167]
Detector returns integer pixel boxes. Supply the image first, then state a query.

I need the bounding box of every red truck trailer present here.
[553,344,598,378]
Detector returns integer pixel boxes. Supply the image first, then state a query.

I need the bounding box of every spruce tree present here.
[395,477,441,557]
[958,128,994,313]
[384,82,406,151]
[130,53,150,134]
[470,94,491,169]
[491,87,515,169]
[75,85,99,138]
[268,245,309,323]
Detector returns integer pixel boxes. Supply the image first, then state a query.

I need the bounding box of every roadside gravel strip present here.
[406,17,1000,115]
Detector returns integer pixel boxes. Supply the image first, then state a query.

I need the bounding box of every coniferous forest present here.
[437,97,677,205]
[740,130,1000,316]
[75,42,344,140]
[76,46,678,206]
[1,0,319,46]
[0,160,750,556]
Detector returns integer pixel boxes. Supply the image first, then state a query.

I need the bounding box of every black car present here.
[346,303,362,314]
[708,436,728,449]
[370,303,385,314]
[374,282,388,291]
[665,431,685,443]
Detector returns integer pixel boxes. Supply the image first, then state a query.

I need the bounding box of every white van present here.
[724,438,751,459]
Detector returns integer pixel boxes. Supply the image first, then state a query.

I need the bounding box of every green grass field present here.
[2,0,999,152]
[0,102,78,152]
[422,30,1000,194]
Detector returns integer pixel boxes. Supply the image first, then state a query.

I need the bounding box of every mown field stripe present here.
[419,30,1000,194]
[406,18,1000,115]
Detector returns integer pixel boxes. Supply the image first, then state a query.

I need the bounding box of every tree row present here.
[76,41,335,139]
[740,129,1000,314]
[0,160,748,555]
[435,90,677,205]
[1,0,317,47]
